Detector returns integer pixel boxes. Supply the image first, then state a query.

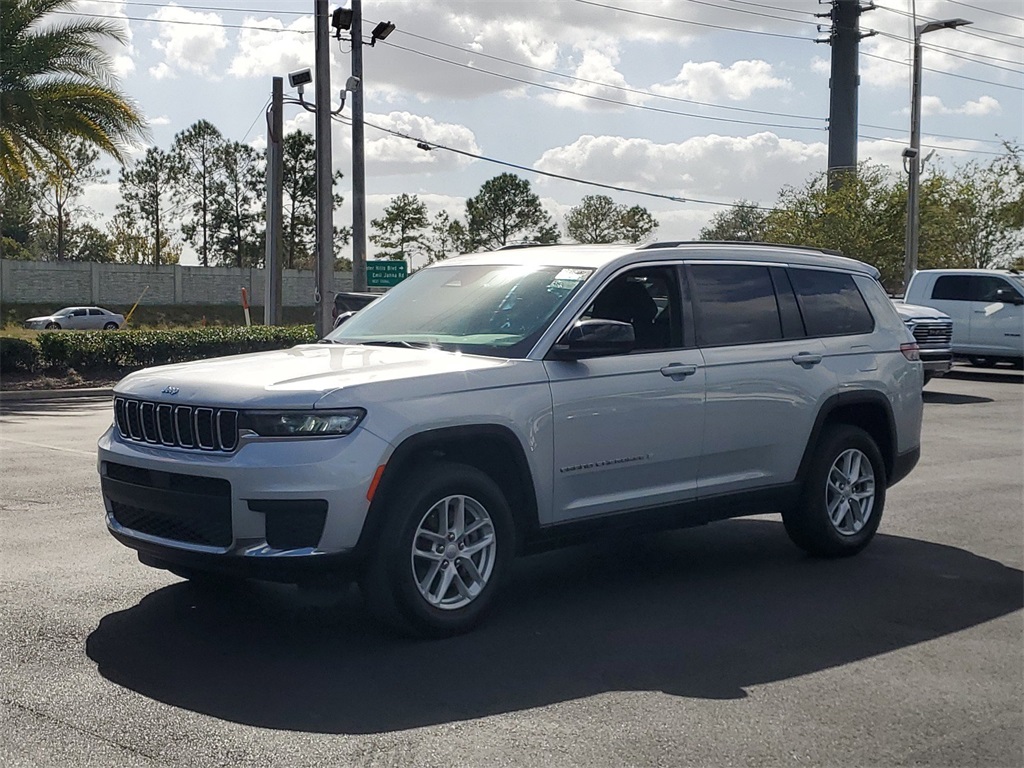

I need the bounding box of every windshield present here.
[324,263,593,358]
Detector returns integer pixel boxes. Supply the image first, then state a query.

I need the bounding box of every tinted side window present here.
[932,275,972,301]
[88,309,103,316]
[973,276,1014,302]
[789,269,874,337]
[690,264,782,346]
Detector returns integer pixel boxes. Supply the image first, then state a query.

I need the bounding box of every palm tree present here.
[0,0,146,184]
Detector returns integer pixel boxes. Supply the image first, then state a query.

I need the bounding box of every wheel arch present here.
[355,425,540,562]
[797,391,897,487]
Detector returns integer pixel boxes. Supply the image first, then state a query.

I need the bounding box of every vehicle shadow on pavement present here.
[945,369,1023,385]
[86,519,1023,735]
[922,391,993,405]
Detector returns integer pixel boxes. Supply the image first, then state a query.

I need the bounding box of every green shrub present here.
[0,336,40,373]
[35,325,317,372]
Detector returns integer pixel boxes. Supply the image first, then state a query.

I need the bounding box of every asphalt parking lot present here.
[1,368,1021,768]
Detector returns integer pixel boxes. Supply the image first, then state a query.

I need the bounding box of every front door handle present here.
[660,363,698,378]
[792,352,823,366]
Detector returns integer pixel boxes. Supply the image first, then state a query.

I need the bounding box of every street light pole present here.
[902,17,971,294]
[314,0,334,337]
[350,0,367,292]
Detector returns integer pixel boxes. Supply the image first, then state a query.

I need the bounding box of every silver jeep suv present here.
[98,243,923,636]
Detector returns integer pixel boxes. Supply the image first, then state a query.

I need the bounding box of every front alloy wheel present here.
[411,494,496,610]
[361,462,514,637]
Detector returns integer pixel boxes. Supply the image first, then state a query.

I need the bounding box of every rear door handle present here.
[660,363,698,378]
[792,352,823,366]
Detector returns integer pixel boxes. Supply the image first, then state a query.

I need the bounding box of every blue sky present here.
[71,0,1024,264]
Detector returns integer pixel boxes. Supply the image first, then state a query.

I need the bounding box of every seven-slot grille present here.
[910,320,953,347]
[114,397,238,451]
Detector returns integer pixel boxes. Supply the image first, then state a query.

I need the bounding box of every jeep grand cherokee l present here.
[98,243,923,636]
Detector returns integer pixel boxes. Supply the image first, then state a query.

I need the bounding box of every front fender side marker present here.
[367,464,386,502]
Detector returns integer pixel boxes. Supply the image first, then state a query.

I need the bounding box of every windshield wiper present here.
[358,339,434,349]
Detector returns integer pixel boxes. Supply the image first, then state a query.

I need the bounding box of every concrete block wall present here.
[0,260,355,307]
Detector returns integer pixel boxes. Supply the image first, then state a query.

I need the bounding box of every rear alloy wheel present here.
[103,322,119,330]
[360,462,514,637]
[784,424,886,557]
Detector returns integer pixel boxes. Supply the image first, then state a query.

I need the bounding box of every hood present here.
[892,302,951,321]
[113,343,523,408]
[26,314,58,323]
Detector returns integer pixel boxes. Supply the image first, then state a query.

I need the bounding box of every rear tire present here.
[360,462,515,637]
[784,424,886,558]
[103,322,118,330]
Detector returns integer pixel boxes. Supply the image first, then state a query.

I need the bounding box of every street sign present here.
[366,260,408,287]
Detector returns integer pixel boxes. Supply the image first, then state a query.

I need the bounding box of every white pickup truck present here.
[904,269,1024,369]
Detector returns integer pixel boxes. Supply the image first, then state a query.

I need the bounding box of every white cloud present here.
[651,60,790,102]
[148,4,228,78]
[539,43,643,111]
[362,112,481,175]
[149,115,172,126]
[228,16,315,78]
[919,95,1002,117]
[534,133,826,204]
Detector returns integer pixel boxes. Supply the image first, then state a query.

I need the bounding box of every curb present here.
[0,387,114,402]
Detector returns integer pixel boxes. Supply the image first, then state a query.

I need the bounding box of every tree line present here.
[698,144,1024,291]
[0,126,663,268]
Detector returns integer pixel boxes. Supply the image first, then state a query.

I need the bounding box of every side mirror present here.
[333,310,358,329]
[549,319,635,360]
[993,288,1024,305]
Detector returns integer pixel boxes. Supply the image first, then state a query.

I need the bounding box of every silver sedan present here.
[23,306,125,330]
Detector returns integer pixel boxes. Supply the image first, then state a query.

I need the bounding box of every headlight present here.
[238,408,365,437]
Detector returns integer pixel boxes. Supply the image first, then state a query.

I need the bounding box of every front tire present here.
[360,462,515,637]
[45,322,60,330]
[784,424,886,557]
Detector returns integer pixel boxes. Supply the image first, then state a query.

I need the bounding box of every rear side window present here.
[789,269,873,337]
[690,264,782,346]
[932,275,972,301]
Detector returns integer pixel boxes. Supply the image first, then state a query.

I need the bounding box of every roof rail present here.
[639,240,847,258]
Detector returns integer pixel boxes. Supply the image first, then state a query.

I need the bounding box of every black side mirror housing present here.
[549,319,635,360]
[993,288,1024,305]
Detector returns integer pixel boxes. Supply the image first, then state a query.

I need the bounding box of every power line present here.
[947,0,1024,23]
[861,51,1024,91]
[573,0,810,41]
[392,28,823,123]
[386,33,1006,149]
[874,3,1024,48]
[676,0,819,28]
[83,0,307,15]
[53,9,311,34]
[873,30,1024,74]
[382,40,827,132]
[335,113,786,212]
[861,133,1007,157]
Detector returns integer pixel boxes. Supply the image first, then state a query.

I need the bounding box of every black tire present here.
[783,424,886,558]
[103,322,119,330]
[45,322,60,330]
[360,462,515,637]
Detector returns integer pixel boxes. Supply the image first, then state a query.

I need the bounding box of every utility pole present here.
[350,0,367,291]
[314,0,334,336]
[823,0,875,190]
[264,76,283,326]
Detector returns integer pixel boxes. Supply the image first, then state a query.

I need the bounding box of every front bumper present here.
[919,350,953,376]
[98,423,391,581]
